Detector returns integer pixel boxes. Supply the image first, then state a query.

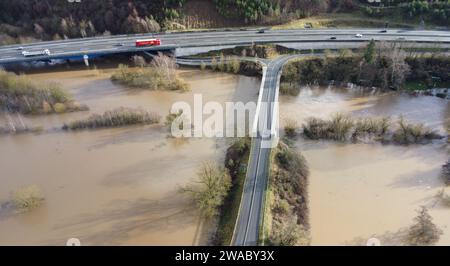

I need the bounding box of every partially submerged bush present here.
[11,185,44,212]
[352,116,391,140]
[436,189,450,207]
[303,113,441,144]
[63,107,160,130]
[393,117,441,144]
[406,206,442,246]
[442,159,450,185]
[284,118,299,138]
[0,70,86,114]
[181,162,232,219]
[111,55,190,92]
[302,113,353,141]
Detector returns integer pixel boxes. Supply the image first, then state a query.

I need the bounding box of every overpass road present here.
[1,28,450,64]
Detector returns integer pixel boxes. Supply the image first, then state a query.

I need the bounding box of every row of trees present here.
[363,0,450,25]
[0,0,185,40]
[0,0,361,42]
[281,40,447,90]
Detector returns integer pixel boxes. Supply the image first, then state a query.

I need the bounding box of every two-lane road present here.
[232,55,302,246]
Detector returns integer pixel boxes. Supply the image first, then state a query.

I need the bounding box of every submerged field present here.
[280,85,450,245]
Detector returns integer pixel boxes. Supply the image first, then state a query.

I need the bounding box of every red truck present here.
[135,39,161,47]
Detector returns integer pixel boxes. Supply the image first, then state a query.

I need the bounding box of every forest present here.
[0,0,356,43]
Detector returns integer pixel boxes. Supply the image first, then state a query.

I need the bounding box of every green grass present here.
[271,12,419,30]
[405,80,450,91]
[405,81,430,91]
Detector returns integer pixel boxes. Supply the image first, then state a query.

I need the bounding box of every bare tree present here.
[132,55,147,68]
[151,53,177,83]
[181,162,232,219]
[406,206,442,246]
[376,41,410,88]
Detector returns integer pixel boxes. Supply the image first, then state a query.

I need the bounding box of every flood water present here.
[280,86,450,245]
[1,67,449,246]
[0,67,260,245]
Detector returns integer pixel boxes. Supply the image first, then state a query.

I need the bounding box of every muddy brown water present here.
[0,68,260,245]
[1,69,449,246]
[280,85,450,246]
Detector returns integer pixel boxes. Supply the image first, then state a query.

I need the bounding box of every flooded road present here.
[280,85,450,245]
[0,67,260,245]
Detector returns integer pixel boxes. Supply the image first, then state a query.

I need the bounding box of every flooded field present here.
[280,86,450,245]
[1,66,449,246]
[0,67,260,245]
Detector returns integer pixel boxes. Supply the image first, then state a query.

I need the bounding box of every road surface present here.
[232,55,302,246]
[1,29,450,64]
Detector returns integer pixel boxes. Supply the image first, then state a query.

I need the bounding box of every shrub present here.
[269,218,310,246]
[353,117,391,140]
[53,103,66,113]
[230,57,241,74]
[284,118,298,138]
[302,113,353,141]
[436,189,450,207]
[0,70,80,114]
[393,117,441,144]
[442,159,450,185]
[406,206,442,246]
[272,198,290,215]
[181,162,232,219]
[11,185,44,212]
[329,113,353,141]
[211,57,218,71]
[303,113,439,144]
[63,107,160,130]
[279,82,301,96]
[200,61,206,71]
[111,63,190,92]
[218,54,226,72]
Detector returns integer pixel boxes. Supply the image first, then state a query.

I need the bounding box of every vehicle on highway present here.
[380,29,387,33]
[135,39,161,47]
[21,49,51,57]
[115,43,125,47]
[257,28,265,34]
[16,46,24,50]
[330,36,337,40]
[355,33,363,38]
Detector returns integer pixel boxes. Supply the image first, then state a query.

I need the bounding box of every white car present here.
[355,33,363,38]
[22,49,51,57]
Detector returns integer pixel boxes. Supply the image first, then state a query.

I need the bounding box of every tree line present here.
[0,0,359,43]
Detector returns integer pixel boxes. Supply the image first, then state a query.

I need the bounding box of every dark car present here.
[380,29,387,33]
[257,28,265,34]
[330,36,337,40]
